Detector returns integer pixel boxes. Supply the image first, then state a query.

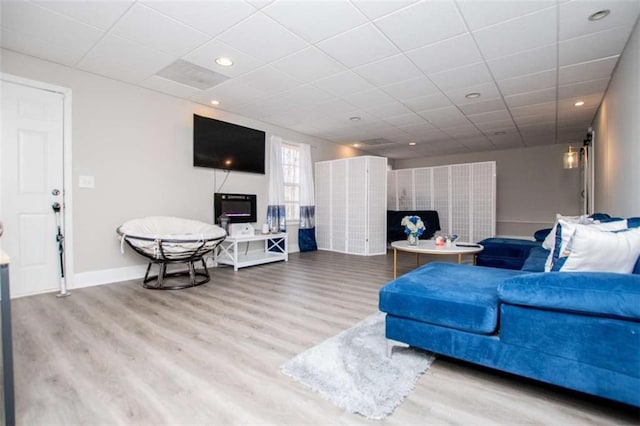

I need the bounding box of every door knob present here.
[52,189,60,196]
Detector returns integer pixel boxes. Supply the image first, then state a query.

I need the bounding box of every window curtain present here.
[298,144,317,252]
[267,135,286,233]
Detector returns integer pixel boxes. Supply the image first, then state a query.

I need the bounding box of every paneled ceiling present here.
[2,0,639,158]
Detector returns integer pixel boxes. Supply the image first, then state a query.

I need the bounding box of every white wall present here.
[394,144,583,237]
[593,19,640,217]
[0,49,362,282]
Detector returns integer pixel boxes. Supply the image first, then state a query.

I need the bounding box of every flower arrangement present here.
[401,215,425,238]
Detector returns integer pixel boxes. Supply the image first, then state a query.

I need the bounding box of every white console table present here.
[214,232,288,271]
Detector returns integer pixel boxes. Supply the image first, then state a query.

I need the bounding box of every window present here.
[282,143,300,221]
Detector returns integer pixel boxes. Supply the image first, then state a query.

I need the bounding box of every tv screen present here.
[193,114,266,174]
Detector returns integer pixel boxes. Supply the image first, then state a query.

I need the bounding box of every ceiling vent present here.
[156,60,228,90]
[360,138,394,146]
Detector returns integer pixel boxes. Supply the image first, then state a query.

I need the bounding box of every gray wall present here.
[0,49,362,276]
[394,144,583,237]
[593,19,640,217]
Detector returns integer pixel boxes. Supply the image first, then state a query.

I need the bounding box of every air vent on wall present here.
[156,60,228,90]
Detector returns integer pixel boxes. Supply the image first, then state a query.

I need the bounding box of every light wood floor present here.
[11,250,639,425]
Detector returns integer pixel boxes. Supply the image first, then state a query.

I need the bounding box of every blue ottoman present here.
[379,262,525,334]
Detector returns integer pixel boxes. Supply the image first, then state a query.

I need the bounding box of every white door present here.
[1,81,65,297]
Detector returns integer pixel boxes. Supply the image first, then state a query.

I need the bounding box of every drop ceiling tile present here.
[558,93,603,112]
[514,113,556,127]
[455,0,555,31]
[317,23,400,68]
[487,44,557,80]
[183,39,265,78]
[457,98,507,115]
[375,0,467,51]
[406,33,483,75]
[275,84,334,107]
[218,13,307,62]
[312,71,375,96]
[511,100,557,118]
[232,66,301,97]
[505,87,556,108]
[489,134,525,149]
[262,1,367,43]
[0,27,86,67]
[111,3,209,56]
[559,25,631,66]
[353,54,423,87]
[140,75,203,98]
[142,1,256,37]
[1,1,105,53]
[382,113,429,127]
[558,55,619,85]
[401,125,447,139]
[418,106,472,127]
[191,80,261,109]
[475,119,518,132]
[497,69,556,95]
[381,77,440,101]
[459,137,495,150]
[403,92,452,111]
[441,124,483,138]
[304,99,362,120]
[351,0,417,20]
[467,109,512,124]
[428,62,493,91]
[444,82,502,104]
[558,78,609,100]
[559,0,640,41]
[473,7,557,59]
[32,0,133,30]
[363,101,414,119]
[271,47,345,82]
[342,88,397,109]
[78,35,175,83]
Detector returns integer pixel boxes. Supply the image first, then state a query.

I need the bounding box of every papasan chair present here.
[117,216,226,290]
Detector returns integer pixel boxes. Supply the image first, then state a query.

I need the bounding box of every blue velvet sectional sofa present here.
[379,221,640,407]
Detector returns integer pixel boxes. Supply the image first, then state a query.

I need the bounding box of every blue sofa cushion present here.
[520,246,549,272]
[476,238,542,270]
[498,272,640,320]
[533,228,552,242]
[379,263,525,334]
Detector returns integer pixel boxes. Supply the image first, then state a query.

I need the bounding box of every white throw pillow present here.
[542,214,594,250]
[556,226,640,273]
[544,218,627,272]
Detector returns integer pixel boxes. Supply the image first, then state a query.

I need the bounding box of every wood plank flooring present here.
[11,251,639,425]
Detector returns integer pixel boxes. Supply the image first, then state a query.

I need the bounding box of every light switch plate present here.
[79,175,95,188]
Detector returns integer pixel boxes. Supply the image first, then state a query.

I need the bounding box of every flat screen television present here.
[193,114,266,174]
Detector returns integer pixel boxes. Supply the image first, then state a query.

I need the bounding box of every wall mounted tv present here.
[193,114,266,174]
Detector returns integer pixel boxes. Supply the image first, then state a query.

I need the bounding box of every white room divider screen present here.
[315,156,387,256]
[388,161,496,243]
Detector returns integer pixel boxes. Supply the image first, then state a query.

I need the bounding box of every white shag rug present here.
[281,312,436,419]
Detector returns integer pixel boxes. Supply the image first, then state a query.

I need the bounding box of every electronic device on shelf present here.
[229,223,255,237]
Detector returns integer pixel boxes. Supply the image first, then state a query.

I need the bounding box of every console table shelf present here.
[214,232,288,271]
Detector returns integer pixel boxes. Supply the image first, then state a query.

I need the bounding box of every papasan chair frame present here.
[117,217,226,290]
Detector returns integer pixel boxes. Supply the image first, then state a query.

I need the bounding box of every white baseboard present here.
[72,248,300,289]
[73,264,149,288]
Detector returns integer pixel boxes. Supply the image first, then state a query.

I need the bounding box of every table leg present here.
[458,253,462,264]
[394,248,397,279]
[416,253,420,267]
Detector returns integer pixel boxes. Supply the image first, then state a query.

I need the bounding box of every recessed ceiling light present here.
[574,101,585,107]
[349,116,361,122]
[210,100,220,106]
[353,143,360,147]
[588,9,610,21]
[408,142,417,146]
[465,92,481,99]
[493,131,507,135]
[215,57,233,67]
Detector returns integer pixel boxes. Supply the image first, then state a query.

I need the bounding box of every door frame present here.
[0,72,74,292]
